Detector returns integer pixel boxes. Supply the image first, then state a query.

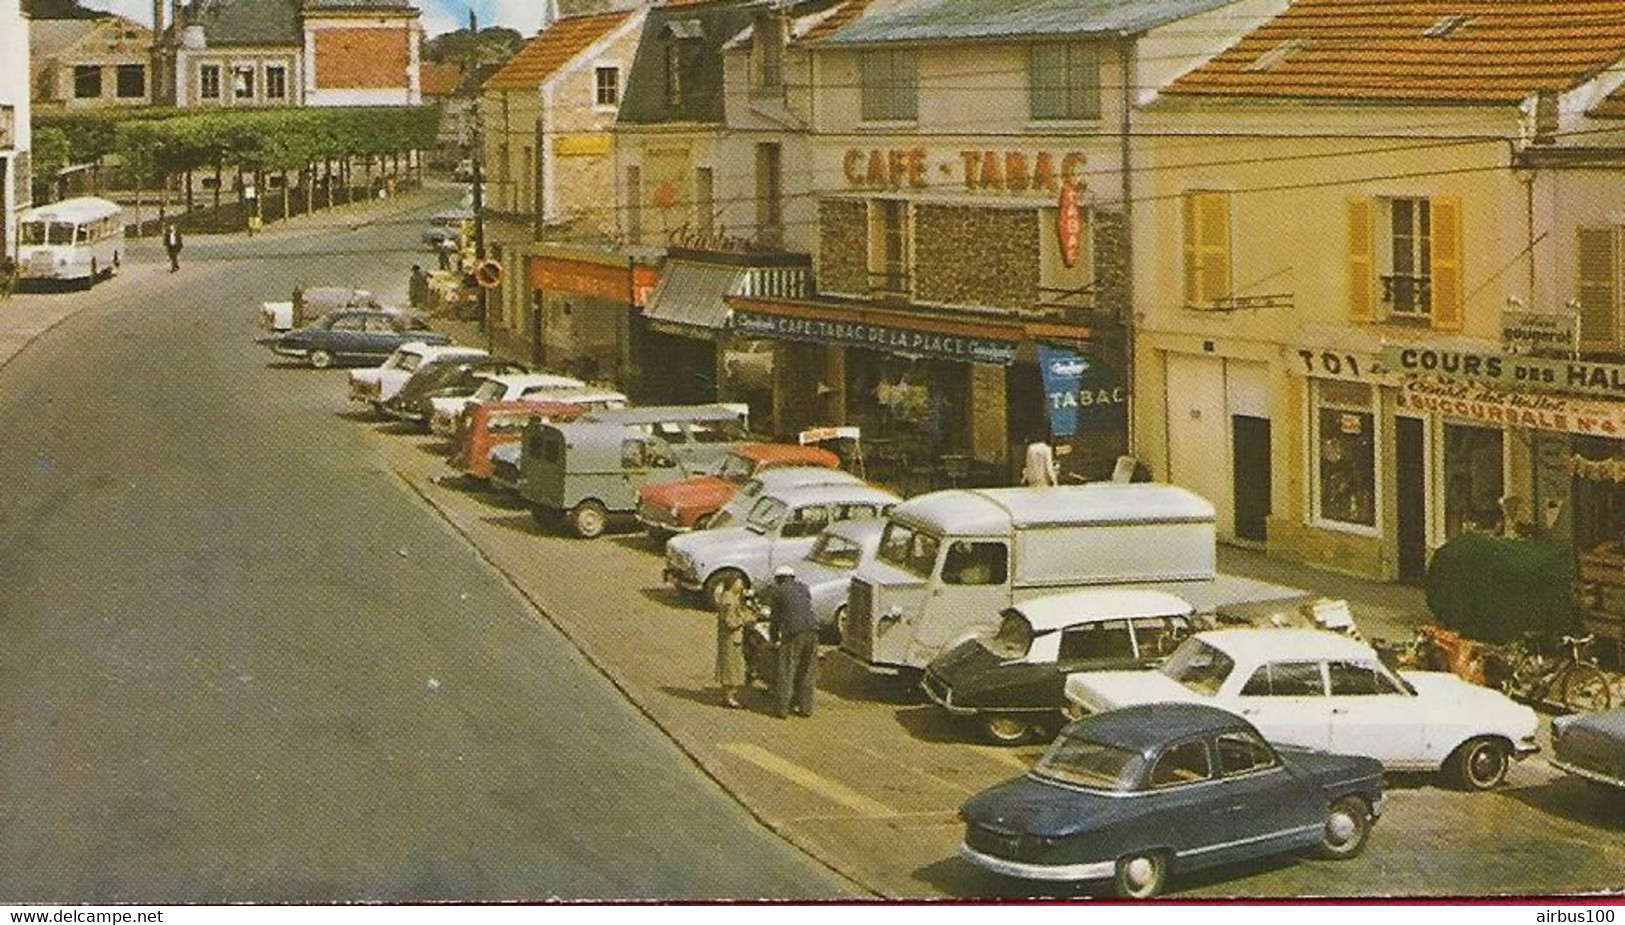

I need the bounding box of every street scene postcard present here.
[0,0,1623,907]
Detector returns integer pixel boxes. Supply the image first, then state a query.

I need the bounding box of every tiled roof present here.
[420,61,463,96]
[1590,83,1625,119]
[194,0,302,47]
[483,10,635,90]
[800,0,871,42]
[1167,0,1625,104]
[809,0,1236,44]
[29,17,100,61]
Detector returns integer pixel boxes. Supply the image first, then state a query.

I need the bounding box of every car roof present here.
[401,343,486,360]
[488,372,587,389]
[1195,628,1374,661]
[822,518,887,543]
[760,483,899,506]
[733,443,839,465]
[582,404,749,424]
[1012,589,1195,632]
[891,484,1215,535]
[1068,703,1253,753]
[749,467,863,489]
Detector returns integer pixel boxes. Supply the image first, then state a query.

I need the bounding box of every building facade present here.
[30,15,153,110]
[2,0,31,256]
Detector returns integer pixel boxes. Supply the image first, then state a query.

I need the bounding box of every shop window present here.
[1444,423,1504,538]
[594,66,619,107]
[1347,196,1462,328]
[1182,192,1231,309]
[115,64,145,99]
[265,65,287,100]
[1058,620,1133,661]
[1313,380,1376,529]
[1028,43,1100,121]
[941,541,1009,586]
[1577,227,1624,354]
[199,64,221,100]
[859,48,917,122]
[73,65,102,98]
[1240,661,1325,697]
[1150,740,1212,788]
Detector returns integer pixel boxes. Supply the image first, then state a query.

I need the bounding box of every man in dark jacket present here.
[767,565,819,718]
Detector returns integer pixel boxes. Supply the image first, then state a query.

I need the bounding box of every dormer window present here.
[663,20,701,107]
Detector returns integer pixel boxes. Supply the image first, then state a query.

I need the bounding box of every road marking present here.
[722,742,896,818]
[972,746,1034,772]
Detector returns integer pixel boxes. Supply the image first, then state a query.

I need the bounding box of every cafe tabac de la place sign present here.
[841,147,1086,194]
[1378,345,1625,400]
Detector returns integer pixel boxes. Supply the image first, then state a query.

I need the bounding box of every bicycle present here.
[1497,634,1613,713]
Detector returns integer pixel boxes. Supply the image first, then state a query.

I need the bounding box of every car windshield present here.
[1159,638,1236,696]
[1031,734,1141,792]
[807,532,862,569]
[877,521,940,579]
[471,380,505,402]
[981,611,1033,660]
[718,454,756,482]
[746,497,787,533]
[691,419,748,443]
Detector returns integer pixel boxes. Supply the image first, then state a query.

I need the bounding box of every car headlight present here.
[1551,714,1578,739]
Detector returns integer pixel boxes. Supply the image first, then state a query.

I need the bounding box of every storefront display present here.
[1313,380,1376,529]
[1443,423,1505,538]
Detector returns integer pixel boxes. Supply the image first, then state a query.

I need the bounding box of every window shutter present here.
[1577,227,1620,351]
[1346,198,1374,322]
[1429,196,1463,330]
[1200,193,1232,305]
[1182,194,1200,306]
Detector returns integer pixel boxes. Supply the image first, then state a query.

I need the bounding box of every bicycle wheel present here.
[1503,654,1550,701]
[1560,666,1613,713]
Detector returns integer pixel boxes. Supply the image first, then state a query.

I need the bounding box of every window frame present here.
[73,65,103,99]
[1148,738,1214,790]
[1309,379,1380,535]
[199,63,222,100]
[1028,42,1101,122]
[1383,196,1433,318]
[859,48,918,123]
[265,64,288,101]
[594,65,620,108]
[231,63,256,101]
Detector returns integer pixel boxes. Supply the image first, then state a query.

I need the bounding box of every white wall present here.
[2,0,31,251]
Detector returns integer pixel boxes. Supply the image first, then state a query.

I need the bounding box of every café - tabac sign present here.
[841,147,1086,193]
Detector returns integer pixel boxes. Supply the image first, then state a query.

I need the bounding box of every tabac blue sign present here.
[1037,345,1127,437]
[731,309,1018,365]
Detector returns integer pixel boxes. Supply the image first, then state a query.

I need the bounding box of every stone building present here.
[30,14,153,110]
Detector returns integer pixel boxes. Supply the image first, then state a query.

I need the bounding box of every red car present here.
[636,444,840,538]
[449,400,594,481]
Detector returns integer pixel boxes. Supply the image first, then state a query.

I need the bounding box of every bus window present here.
[51,222,78,244]
[19,223,46,246]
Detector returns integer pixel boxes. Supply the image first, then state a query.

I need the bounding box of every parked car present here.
[925,589,1197,745]
[958,703,1384,897]
[380,357,531,427]
[348,343,487,415]
[708,466,865,530]
[1064,628,1541,790]
[635,444,841,538]
[426,373,595,437]
[664,482,900,603]
[790,519,886,638]
[450,399,596,482]
[260,285,383,333]
[1550,707,1625,790]
[422,206,473,250]
[257,309,449,368]
[488,441,525,494]
[520,405,756,538]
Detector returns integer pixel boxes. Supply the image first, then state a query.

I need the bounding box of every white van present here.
[839,483,1301,674]
[14,196,124,287]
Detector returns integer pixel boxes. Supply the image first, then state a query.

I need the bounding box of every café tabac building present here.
[723,0,1281,487]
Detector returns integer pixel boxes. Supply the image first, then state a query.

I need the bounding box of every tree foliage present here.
[1425,533,1576,644]
[30,126,72,179]
[422,26,525,65]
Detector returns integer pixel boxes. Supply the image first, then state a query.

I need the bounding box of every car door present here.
[1230,661,1334,753]
[361,314,400,360]
[770,503,831,571]
[913,540,1011,656]
[325,312,367,359]
[1206,730,1319,863]
[1324,659,1426,767]
[1139,738,1239,866]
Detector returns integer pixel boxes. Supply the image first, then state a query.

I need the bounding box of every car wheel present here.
[1448,736,1510,791]
[1560,667,1613,713]
[1314,796,1372,860]
[981,714,1033,746]
[702,569,748,609]
[570,500,608,539]
[1113,852,1167,899]
[308,349,335,369]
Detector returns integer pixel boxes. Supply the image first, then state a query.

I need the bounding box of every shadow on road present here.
[817,656,925,705]
[1503,777,1625,830]
[890,703,982,744]
[638,586,694,609]
[483,512,545,537]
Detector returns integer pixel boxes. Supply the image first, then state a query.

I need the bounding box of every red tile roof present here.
[800,0,872,43]
[1167,0,1625,104]
[483,10,635,90]
[419,61,463,97]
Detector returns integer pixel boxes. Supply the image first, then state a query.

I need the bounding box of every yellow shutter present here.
[1200,193,1232,305]
[1577,227,1620,351]
[1429,196,1463,331]
[1182,194,1200,307]
[1346,197,1374,322]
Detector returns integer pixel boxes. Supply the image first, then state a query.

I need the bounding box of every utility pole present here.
[468,7,490,348]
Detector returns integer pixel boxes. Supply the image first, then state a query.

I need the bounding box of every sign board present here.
[1379,345,1625,400]
[1057,181,1082,269]
[1394,377,1625,438]
[1036,345,1127,437]
[731,308,1018,365]
[1503,310,1578,357]
[554,134,613,158]
[841,146,1086,194]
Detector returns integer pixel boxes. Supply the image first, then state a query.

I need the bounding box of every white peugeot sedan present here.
[1064,628,1539,790]
[348,343,487,414]
[425,373,594,437]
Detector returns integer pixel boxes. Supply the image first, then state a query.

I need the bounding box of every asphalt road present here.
[0,190,855,902]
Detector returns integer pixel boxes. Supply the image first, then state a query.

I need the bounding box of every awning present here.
[641,260,746,338]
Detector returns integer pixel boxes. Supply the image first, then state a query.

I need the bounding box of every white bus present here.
[14,196,124,288]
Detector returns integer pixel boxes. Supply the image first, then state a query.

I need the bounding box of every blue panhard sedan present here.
[958,702,1384,898]
[258,309,449,369]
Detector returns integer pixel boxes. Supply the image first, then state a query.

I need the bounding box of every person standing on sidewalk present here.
[408,264,429,309]
[767,566,818,718]
[0,256,17,300]
[714,574,751,709]
[1022,434,1058,487]
[163,223,184,273]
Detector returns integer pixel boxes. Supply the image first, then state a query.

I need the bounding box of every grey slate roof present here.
[814,0,1238,44]
[617,0,759,125]
[192,0,301,47]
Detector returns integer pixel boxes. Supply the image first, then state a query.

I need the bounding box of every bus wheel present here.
[85,260,98,289]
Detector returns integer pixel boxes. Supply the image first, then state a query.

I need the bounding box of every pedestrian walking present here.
[767,565,819,718]
[163,223,184,273]
[714,574,752,709]
[0,256,17,300]
[1022,434,1058,487]
[408,264,429,308]
[436,237,456,271]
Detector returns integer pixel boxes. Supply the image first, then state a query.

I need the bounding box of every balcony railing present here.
[737,265,811,300]
[1381,273,1432,315]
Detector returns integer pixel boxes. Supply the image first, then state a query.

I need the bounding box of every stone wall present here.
[1091,209,1129,319]
[816,199,868,296]
[914,205,1037,311]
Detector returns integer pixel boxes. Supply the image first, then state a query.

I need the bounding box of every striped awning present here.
[641,260,746,335]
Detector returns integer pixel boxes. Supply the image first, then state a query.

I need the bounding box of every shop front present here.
[528,247,660,389]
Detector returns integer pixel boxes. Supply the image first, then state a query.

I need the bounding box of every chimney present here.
[153,0,165,33]
[1533,90,1559,145]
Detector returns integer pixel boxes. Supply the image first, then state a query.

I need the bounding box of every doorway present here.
[1231,416,1271,542]
[1396,416,1426,583]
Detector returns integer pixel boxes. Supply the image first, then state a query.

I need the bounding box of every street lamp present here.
[467,7,490,351]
